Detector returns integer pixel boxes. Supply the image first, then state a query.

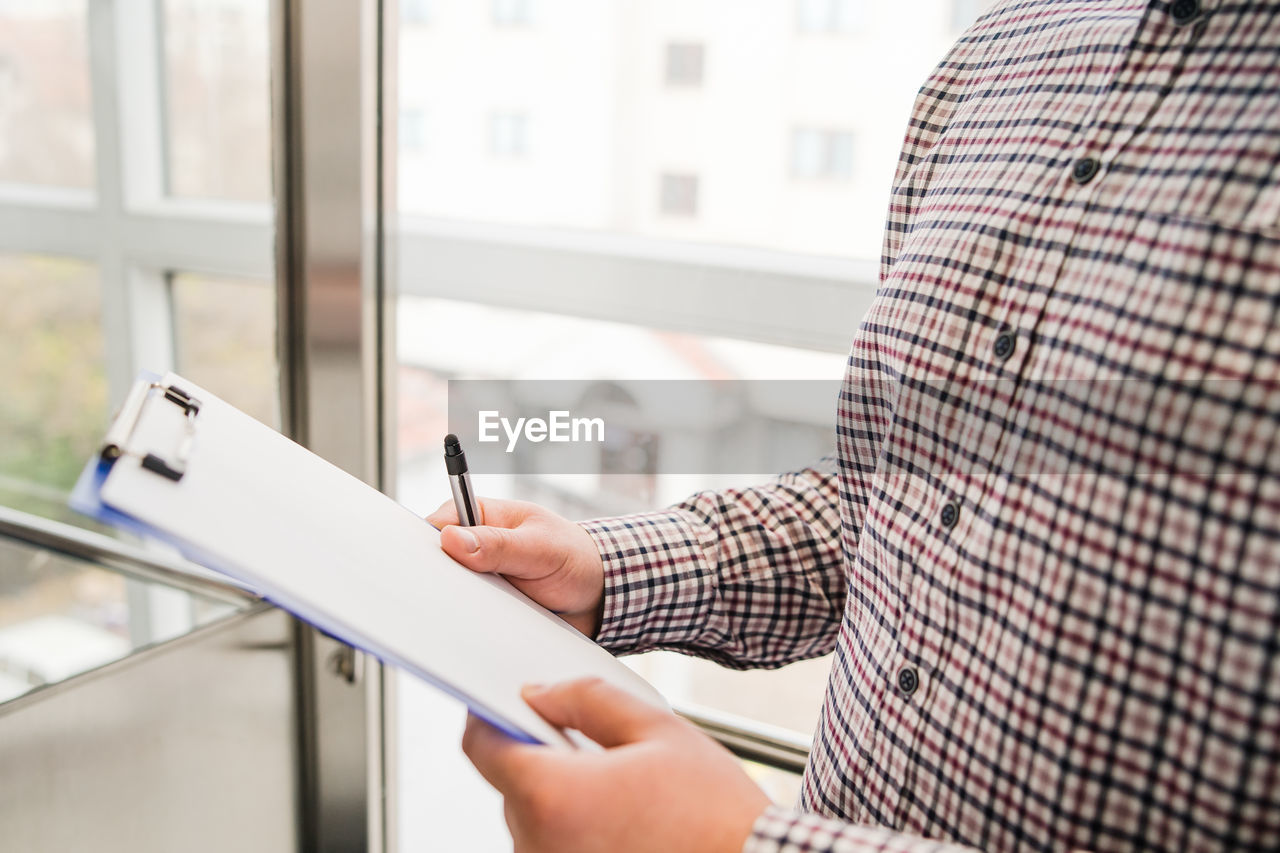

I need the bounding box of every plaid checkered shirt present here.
[580,1,1280,850]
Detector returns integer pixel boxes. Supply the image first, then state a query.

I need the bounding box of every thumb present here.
[522,678,674,748]
[441,523,541,579]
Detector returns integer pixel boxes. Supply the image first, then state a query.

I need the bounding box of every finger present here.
[522,678,675,749]
[440,522,557,580]
[461,714,544,793]
[424,499,460,529]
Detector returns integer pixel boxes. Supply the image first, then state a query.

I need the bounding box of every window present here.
[658,172,699,217]
[796,0,863,34]
[0,0,275,657]
[391,3,976,848]
[394,299,846,847]
[664,42,705,87]
[488,112,529,158]
[492,0,532,28]
[393,4,953,258]
[791,128,854,181]
[3,1,1030,847]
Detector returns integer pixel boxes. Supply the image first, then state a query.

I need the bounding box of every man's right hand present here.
[426,498,606,638]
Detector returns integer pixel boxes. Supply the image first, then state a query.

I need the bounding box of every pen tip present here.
[444,434,461,454]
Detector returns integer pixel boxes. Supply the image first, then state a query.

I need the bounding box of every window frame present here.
[0,3,877,402]
[0,2,389,850]
[0,0,275,410]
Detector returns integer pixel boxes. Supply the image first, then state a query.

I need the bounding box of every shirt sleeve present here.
[746,806,984,853]
[578,457,846,670]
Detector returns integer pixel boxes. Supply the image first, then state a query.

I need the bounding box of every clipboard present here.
[71,372,666,749]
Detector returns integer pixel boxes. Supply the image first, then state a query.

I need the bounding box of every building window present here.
[795,0,861,33]
[400,108,427,153]
[402,0,431,26]
[791,129,853,181]
[492,0,533,27]
[659,173,699,217]
[664,42,705,87]
[489,112,529,158]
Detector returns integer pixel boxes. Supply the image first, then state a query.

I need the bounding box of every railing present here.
[0,505,254,605]
[676,702,812,774]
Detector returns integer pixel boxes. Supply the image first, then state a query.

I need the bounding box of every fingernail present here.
[521,683,546,698]
[457,528,479,553]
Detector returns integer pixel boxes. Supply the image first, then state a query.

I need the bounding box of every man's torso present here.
[821,1,1280,849]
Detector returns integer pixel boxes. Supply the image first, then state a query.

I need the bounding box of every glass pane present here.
[170,272,279,429]
[396,668,803,853]
[392,3,1000,844]
[397,674,514,853]
[398,1,969,259]
[0,0,94,189]
[0,255,105,527]
[0,534,242,705]
[162,0,271,202]
[395,297,840,843]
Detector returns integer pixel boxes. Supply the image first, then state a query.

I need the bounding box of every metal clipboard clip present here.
[100,381,202,482]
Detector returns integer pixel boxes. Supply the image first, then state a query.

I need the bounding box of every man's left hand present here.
[462,678,772,853]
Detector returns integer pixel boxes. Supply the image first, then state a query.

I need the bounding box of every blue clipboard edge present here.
[68,375,544,747]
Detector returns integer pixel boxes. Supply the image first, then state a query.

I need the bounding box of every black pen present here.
[444,434,482,527]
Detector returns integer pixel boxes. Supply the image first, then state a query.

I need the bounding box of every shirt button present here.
[992,330,1016,361]
[940,501,959,529]
[897,666,919,696]
[1071,156,1100,184]
[1170,0,1200,24]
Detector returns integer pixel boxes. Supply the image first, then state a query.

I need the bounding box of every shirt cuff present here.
[746,805,974,853]
[578,510,717,655]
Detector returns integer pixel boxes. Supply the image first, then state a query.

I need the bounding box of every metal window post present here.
[272,1,397,850]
